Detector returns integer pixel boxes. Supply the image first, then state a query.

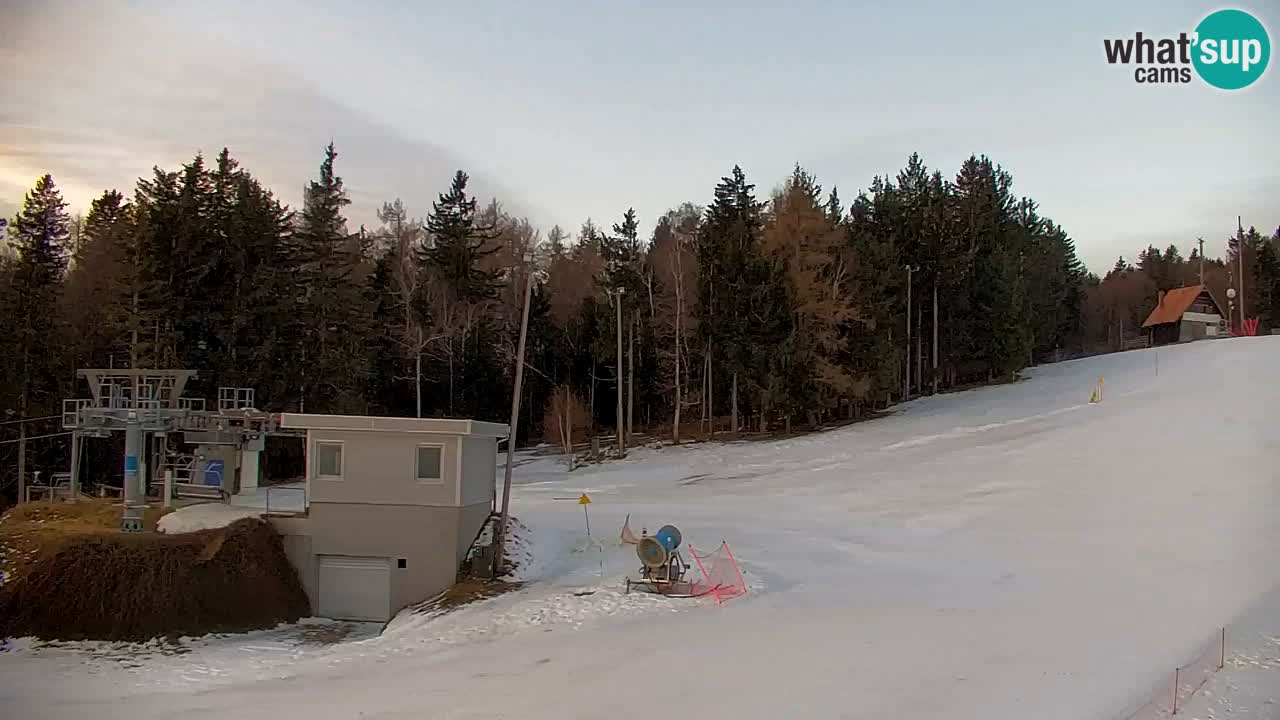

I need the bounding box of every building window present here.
[316,441,343,479]
[416,444,443,482]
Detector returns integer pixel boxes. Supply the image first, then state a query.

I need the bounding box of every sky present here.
[1,0,1277,274]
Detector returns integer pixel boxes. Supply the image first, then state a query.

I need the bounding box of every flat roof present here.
[277,413,509,438]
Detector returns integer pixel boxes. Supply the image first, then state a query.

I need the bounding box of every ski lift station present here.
[61,369,508,623]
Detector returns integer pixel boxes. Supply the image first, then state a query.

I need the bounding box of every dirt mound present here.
[0,517,309,641]
[0,499,170,589]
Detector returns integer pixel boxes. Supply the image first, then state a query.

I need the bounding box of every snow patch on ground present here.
[156,503,264,533]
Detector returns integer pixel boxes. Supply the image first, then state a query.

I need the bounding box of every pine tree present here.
[825,186,843,226]
[697,165,787,432]
[952,155,1017,380]
[366,242,409,415]
[422,171,500,302]
[600,208,649,437]
[1251,230,1280,331]
[131,166,184,367]
[218,166,295,402]
[420,170,502,417]
[3,175,71,423]
[545,224,569,261]
[63,189,134,369]
[288,143,371,413]
[847,178,906,405]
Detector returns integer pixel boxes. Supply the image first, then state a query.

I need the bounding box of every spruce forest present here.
[4,145,1279,491]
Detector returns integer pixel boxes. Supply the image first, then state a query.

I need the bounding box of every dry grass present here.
[0,499,170,590]
[1,498,169,535]
[413,577,526,617]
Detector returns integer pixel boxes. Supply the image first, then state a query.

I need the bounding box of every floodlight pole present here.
[1237,216,1246,327]
[1197,237,1205,287]
[494,251,535,577]
[904,265,914,400]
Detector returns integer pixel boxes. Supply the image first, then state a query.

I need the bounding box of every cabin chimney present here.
[1157,290,1166,306]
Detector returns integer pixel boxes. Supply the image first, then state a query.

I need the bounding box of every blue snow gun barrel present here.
[655,525,682,552]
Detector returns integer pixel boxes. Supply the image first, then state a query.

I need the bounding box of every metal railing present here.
[264,484,307,515]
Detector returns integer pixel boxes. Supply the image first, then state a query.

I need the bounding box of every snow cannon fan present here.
[655,524,682,552]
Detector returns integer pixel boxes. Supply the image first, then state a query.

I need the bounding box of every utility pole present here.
[627,312,635,443]
[932,282,939,395]
[614,287,626,453]
[493,251,535,577]
[415,327,423,419]
[1197,237,1206,286]
[1237,216,1246,325]
[916,302,923,392]
[904,265,914,400]
[16,420,26,504]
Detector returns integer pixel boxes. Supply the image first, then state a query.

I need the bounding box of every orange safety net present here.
[688,541,747,603]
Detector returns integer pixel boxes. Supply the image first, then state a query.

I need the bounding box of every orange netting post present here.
[689,541,747,603]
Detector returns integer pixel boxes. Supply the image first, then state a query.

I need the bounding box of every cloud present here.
[0,6,534,228]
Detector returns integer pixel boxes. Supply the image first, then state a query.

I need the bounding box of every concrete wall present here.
[308,430,460,507]
[271,503,463,615]
[1183,311,1222,324]
[461,436,497,507]
[1180,319,1216,342]
[456,502,491,566]
[457,436,496,566]
[275,528,316,609]
[275,427,504,619]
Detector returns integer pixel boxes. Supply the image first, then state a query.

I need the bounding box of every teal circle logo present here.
[1192,9,1270,90]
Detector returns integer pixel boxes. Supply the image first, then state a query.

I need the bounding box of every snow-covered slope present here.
[3,337,1278,720]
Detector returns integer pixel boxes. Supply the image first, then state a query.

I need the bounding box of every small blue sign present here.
[124,456,138,474]
[204,460,224,487]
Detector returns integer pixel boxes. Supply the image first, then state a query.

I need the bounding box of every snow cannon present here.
[636,524,682,569]
[626,524,694,596]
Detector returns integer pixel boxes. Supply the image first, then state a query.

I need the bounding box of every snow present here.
[157,481,307,533]
[1176,584,1280,718]
[156,502,266,533]
[3,337,1279,720]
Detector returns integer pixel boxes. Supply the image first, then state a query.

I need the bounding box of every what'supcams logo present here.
[1104,9,1270,89]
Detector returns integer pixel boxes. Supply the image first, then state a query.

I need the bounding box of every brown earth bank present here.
[0,500,309,641]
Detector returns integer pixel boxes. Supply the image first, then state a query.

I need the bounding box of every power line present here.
[0,414,60,427]
[0,431,72,444]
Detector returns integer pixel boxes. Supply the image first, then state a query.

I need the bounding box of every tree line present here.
[3,145,1278,491]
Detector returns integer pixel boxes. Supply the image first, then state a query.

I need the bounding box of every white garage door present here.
[317,555,391,621]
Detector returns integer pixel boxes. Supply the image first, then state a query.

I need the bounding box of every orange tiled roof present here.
[1142,285,1210,327]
